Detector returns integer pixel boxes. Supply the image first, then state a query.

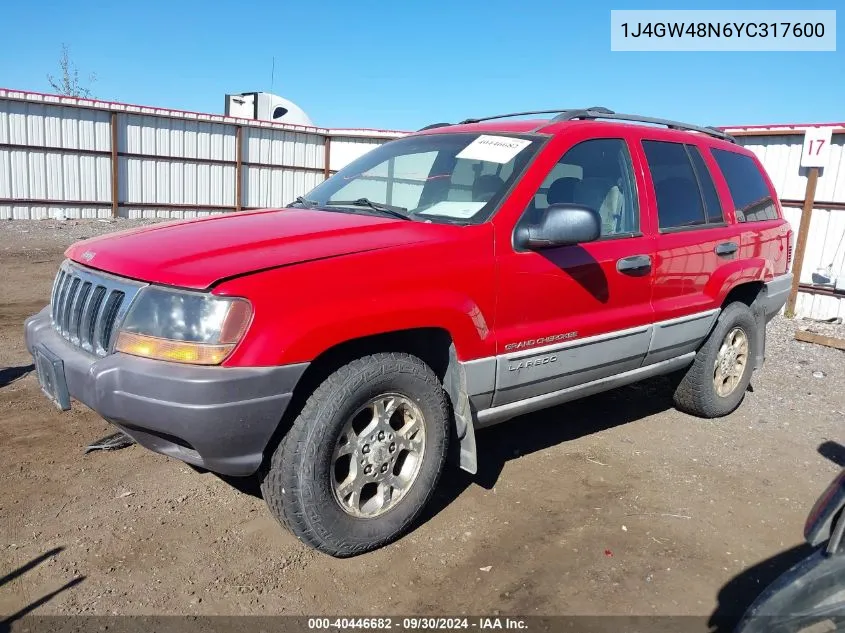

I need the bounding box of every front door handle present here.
[715,241,738,256]
[616,255,652,276]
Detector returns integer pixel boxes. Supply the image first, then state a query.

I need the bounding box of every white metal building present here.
[2,88,843,320]
[0,88,404,221]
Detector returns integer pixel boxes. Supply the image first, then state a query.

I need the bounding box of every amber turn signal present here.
[116,294,253,365]
[115,332,235,365]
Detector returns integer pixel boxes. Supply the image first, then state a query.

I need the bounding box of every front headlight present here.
[114,287,252,365]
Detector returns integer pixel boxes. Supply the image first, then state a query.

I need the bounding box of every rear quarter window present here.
[711,149,779,222]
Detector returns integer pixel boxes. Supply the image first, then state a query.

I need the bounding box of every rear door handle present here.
[715,241,739,256]
[616,255,652,275]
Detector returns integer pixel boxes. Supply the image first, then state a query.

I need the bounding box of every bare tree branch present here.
[47,44,96,98]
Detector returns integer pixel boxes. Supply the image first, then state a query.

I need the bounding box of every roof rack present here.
[457,107,613,125]
[417,107,735,143]
[545,109,736,143]
[416,122,453,132]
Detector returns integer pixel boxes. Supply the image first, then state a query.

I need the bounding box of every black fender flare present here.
[443,344,478,475]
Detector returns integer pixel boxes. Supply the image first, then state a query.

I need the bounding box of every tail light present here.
[786,230,794,270]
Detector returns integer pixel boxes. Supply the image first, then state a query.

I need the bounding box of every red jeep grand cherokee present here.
[25,108,793,557]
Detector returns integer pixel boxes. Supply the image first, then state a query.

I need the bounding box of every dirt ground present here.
[1,219,843,626]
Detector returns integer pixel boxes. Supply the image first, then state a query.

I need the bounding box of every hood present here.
[65,208,437,289]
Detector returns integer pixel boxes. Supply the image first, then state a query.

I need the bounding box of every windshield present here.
[293,133,542,224]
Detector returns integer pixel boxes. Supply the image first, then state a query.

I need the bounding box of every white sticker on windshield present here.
[456,135,532,164]
[417,201,487,219]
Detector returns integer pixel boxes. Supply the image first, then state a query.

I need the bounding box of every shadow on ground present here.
[421,375,678,519]
[708,542,816,632]
[0,364,34,390]
[709,441,845,632]
[474,376,676,488]
[212,375,679,532]
[818,440,845,468]
[0,547,85,626]
[370,372,677,539]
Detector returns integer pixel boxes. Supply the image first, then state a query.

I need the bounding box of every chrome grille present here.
[49,260,146,356]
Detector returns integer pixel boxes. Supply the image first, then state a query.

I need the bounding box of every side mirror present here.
[515,204,602,250]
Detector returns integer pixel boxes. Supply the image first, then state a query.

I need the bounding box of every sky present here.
[0,0,841,131]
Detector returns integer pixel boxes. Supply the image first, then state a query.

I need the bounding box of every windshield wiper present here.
[324,198,413,221]
[289,196,318,208]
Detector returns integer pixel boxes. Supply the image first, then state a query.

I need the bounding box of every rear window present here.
[711,149,778,222]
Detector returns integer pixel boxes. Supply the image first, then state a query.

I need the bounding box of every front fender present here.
[255,289,492,365]
[214,234,497,366]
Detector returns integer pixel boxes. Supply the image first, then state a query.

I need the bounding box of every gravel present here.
[2,218,165,251]
[1,218,844,620]
[795,316,845,340]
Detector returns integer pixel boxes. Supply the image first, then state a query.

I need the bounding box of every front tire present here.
[673,301,758,418]
[260,352,450,557]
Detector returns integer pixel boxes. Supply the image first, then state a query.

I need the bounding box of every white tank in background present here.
[224,91,315,126]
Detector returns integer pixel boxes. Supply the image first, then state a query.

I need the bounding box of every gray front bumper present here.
[25,308,307,476]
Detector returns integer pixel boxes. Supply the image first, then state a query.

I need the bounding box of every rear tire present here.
[260,352,449,557]
[673,302,758,418]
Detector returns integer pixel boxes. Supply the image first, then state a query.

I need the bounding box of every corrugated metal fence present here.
[725,125,845,320]
[0,89,403,220]
[3,89,844,320]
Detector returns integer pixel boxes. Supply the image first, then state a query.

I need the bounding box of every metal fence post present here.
[324,135,332,181]
[110,112,119,218]
[785,166,820,318]
[235,125,243,212]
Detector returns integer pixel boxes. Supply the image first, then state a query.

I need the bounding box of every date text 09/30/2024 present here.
[307,617,529,630]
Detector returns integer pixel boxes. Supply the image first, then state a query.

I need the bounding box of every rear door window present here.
[687,146,724,224]
[642,140,708,230]
[711,149,778,222]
